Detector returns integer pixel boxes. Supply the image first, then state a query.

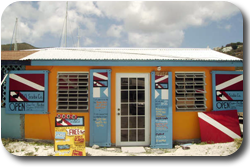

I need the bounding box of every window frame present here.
[57,71,89,113]
[175,71,207,112]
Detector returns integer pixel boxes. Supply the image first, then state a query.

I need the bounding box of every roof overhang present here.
[30,60,243,67]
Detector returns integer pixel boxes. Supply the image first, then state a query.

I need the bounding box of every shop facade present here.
[1,48,243,148]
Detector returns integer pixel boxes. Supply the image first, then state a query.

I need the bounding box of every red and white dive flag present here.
[198,110,241,143]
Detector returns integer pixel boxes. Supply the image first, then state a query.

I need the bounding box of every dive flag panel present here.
[90,69,111,147]
[212,71,243,113]
[151,71,173,148]
[6,70,49,114]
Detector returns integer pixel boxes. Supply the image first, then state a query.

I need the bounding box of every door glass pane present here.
[138,103,145,115]
[121,104,128,116]
[129,130,136,141]
[129,104,136,115]
[119,75,148,144]
[121,117,128,128]
[121,130,128,141]
[137,78,145,89]
[138,130,145,141]
[129,91,136,102]
[129,117,136,128]
[121,91,128,102]
[121,78,128,89]
[129,78,136,89]
[138,116,145,128]
[138,91,145,102]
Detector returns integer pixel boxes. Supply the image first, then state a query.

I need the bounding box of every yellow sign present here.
[54,116,86,156]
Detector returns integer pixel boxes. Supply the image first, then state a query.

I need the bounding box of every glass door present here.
[116,73,150,146]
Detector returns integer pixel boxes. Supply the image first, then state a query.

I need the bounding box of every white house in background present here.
[222,46,232,52]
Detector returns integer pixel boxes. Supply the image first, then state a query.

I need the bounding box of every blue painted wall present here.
[1,108,24,139]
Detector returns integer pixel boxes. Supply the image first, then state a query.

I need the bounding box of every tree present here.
[231,43,238,50]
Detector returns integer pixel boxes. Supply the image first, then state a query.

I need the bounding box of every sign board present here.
[90,69,111,147]
[151,71,173,148]
[212,71,243,113]
[55,116,86,156]
[5,70,49,114]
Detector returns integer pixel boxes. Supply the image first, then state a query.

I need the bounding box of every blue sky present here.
[1,1,243,49]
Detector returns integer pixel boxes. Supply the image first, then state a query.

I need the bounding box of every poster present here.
[54,116,86,156]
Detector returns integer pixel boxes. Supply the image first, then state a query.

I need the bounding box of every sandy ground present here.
[2,140,240,156]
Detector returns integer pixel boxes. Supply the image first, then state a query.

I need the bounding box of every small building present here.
[222,46,233,52]
[1,48,243,148]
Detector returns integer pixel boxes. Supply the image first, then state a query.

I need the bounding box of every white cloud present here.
[128,30,184,48]
[1,1,100,45]
[1,1,241,47]
[83,37,93,46]
[107,25,123,38]
[225,25,232,30]
[97,1,240,47]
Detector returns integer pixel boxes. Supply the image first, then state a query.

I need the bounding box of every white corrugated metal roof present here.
[20,47,242,61]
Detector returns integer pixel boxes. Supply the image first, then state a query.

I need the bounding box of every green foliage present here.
[1,42,37,51]
[231,43,238,50]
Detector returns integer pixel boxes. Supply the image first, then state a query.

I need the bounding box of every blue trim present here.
[150,71,156,147]
[211,71,243,112]
[150,72,173,149]
[6,70,49,114]
[168,72,173,148]
[31,60,243,67]
[89,69,111,147]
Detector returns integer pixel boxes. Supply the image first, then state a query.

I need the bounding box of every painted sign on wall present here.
[151,71,172,148]
[55,116,86,156]
[212,71,243,113]
[90,69,111,147]
[6,70,49,114]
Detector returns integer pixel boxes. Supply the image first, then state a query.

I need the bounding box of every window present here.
[57,72,89,112]
[175,72,207,111]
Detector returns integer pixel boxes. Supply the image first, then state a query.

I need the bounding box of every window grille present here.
[57,72,89,112]
[175,72,207,111]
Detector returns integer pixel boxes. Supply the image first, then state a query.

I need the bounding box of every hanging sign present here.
[54,116,86,156]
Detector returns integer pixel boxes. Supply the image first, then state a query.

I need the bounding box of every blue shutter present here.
[90,69,111,147]
[150,71,173,148]
[212,71,243,113]
[5,70,49,114]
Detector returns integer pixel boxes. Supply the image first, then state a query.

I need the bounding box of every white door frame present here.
[116,73,150,146]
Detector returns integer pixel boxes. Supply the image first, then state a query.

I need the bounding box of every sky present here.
[1,1,243,49]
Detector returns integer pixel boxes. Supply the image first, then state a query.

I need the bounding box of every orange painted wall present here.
[25,66,234,143]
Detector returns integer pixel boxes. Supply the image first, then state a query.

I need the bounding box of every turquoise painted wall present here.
[1,108,24,139]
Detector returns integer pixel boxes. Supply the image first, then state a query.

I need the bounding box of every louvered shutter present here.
[175,72,207,111]
[57,72,89,112]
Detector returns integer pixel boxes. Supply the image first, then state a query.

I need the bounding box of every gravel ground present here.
[2,139,241,156]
